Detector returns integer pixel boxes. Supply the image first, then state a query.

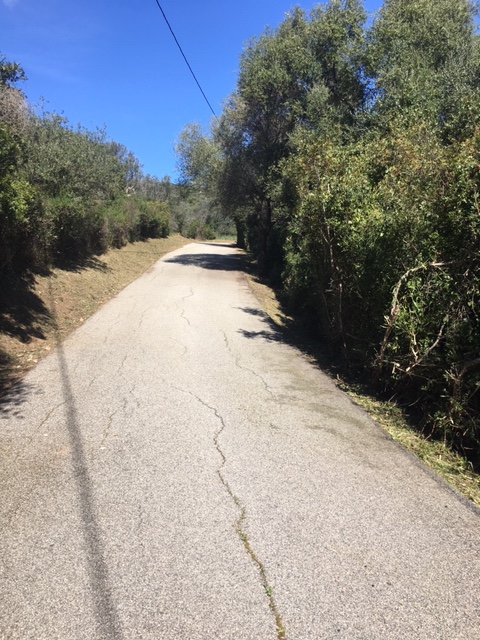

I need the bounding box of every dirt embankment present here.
[0,235,191,394]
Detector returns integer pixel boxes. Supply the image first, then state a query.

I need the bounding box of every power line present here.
[153,0,217,119]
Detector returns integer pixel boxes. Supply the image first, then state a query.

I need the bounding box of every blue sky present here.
[1,0,382,180]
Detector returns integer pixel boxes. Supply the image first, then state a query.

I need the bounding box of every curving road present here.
[1,242,479,639]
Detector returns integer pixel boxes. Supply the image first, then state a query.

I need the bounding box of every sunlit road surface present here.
[1,242,479,640]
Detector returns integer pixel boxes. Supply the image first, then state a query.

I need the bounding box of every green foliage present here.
[169,184,232,240]
[215,0,367,267]
[137,174,172,202]
[24,112,125,201]
[183,218,215,240]
[366,0,480,129]
[176,123,219,192]
[0,54,26,88]
[175,0,480,462]
[135,200,170,239]
[99,198,169,248]
[46,194,104,258]
[0,122,40,270]
[284,115,480,458]
[174,128,237,241]
[0,53,172,272]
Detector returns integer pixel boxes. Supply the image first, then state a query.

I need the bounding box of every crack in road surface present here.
[162,379,285,637]
[221,330,275,396]
[189,390,286,640]
[98,406,121,452]
[177,288,194,327]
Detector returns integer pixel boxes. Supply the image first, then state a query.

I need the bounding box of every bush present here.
[99,198,171,248]
[102,198,139,248]
[135,200,170,239]
[184,218,215,240]
[44,195,104,259]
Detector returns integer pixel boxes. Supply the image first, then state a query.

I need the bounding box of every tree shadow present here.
[0,256,111,396]
[236,306,286,343]
[165,252,244,272]
[0,272,52,343]
[0,349,29,403]
[54,255,110,274]
[238,328,284,342]
[236,306,269,318]
[236,285,343,378]
[198,241,237,248]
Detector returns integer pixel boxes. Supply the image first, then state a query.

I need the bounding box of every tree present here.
[174,2,480,457]
[366,0,480,132]
[0,54,26,88]
[0,56,35,270]
[176,123,219,191]
[175,123,239,241]
[215,1,367,268]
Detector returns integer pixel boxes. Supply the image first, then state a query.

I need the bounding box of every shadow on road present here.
[197,241,237,248]
[49,280,124,639]
[55,342,124,638]
[236,307,285,343]
[165,252,243,272]
[236,306,269,319]
[0,375,35,418]
[1,278,124,635]
[238,328,284,342]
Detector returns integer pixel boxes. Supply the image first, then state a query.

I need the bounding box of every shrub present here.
[184,218,215,240]
[135,200,170,239]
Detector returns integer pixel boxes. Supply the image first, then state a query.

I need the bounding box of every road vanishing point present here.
[1,242,479,639]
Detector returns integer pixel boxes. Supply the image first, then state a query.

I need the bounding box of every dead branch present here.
[374,261,452,379]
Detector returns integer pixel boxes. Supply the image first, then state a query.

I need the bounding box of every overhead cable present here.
[153,0,217,118]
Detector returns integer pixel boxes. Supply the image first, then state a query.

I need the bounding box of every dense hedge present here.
[177,0,480,464]
[283,121,480,458]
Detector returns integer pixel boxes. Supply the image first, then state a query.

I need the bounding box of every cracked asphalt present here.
[1,242,479,640]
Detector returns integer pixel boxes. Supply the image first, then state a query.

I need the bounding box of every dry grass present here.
[245,270,480,508]
[345,387,480,508]
[245,272,292,328]
[0,235,190,393]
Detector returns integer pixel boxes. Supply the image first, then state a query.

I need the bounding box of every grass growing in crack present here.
[233,506,286,640]
[211,409,286,640]
[188,390,287,639]
[218,470,287,639]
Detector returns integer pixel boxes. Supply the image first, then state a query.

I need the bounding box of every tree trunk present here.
[235,217,246,248]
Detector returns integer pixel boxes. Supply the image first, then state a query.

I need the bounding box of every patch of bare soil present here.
[0,235,190,394]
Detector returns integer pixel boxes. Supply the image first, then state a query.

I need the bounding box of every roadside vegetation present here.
[176,0,480,475]
[0,57,176,272]
[0,49,234,272]
[247,270,480,508]
[0,50,225,392]
[2,1,480,503]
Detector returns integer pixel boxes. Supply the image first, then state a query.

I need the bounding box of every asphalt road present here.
[1,242,479,640]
